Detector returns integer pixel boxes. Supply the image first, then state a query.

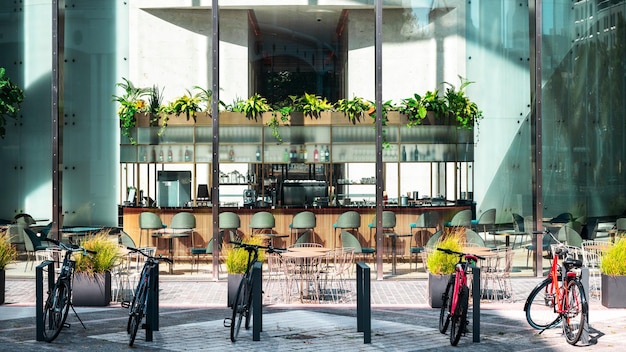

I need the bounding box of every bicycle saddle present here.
[563,257,583,270]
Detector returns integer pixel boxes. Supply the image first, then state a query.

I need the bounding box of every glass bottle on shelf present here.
[228,146,235,161]
[324,145,330,162]
[313,145,319,162]
[184,147,192,162]
[283,148,289,162]
[167,147,173,162]
[255,145,261,162]
[151,146,156,162]
[401,145,407,161]
[141,148,147,162]
[414,145,419,161]
[158,148,164,162]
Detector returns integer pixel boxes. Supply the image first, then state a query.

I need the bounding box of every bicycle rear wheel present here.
[128,276,149,347]
[439,276,454,334]
[42,279,71,342]
[524,278,561,330]
[563,279,588,345]
[450,286,469,346]
[230,275,251,342]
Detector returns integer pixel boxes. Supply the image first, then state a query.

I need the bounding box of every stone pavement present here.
[2,267,626,351]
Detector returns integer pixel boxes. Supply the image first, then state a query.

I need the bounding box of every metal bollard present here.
[35,261,55,341]
[471,265,480,343]
[580,267,590,345]
[252,261,263,341]
[356,261,371,344]
[145,263,160,342]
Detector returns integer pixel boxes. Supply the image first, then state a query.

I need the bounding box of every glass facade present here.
[0,1,625,246]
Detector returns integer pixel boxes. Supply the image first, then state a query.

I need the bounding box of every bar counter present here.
[121,205,470,259]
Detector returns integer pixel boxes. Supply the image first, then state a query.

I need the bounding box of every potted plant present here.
[292,92,333,119]
[443,76,483,129]
[600,237,626,308]
[225,235,265,307]
[0,230,17,304]
[0,67,25,139]
[113,78,149,145]
[334,96,373,124]
[163,89,202,125]
[400,93,427,127]
[426,229,464,308]
[72,231,123,306]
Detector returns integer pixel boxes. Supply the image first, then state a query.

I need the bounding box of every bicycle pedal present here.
[121,301,130,308]
[223,318,232,328]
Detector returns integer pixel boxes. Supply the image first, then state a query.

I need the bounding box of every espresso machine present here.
[243,189,256,207]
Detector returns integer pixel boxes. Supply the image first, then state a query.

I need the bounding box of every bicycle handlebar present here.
[44,238,97,255]
[126,246,174,264]
[436,247,485,261]
[230,241,286,254]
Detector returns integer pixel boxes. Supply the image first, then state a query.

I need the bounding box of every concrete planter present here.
[601,273,626,308]
[227,273,244,308]
[428,272,451,308]
[72,271,112,307]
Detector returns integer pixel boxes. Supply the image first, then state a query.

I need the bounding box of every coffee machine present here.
[243,189,256,207]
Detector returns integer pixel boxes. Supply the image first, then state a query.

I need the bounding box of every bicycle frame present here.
[451,261,470,316]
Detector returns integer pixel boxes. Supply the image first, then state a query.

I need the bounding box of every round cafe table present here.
[494,230,527,248]
[281,250,326,303]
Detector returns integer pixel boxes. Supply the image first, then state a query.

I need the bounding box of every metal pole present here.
[252,262,263,341]
[211,0,221,280]
[374,0,384,281]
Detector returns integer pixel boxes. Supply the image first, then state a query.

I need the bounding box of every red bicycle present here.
[438,248,484,346]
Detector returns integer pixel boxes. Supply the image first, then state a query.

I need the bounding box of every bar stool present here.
[368,210,396,256]
[219,211,241,243]
[333,211,361,249]
[249,211,277,245]
[138,212,165,248]
[289,211,316,244]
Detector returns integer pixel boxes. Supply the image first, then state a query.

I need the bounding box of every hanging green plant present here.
[0,67,25,139]
[113,78,149,144]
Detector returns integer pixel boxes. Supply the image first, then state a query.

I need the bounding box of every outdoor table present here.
[494,230,527,248]
[281,250,326,303]
[384,233,412,275]
[61,226,103,243]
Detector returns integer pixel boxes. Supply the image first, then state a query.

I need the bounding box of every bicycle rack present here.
[252,261,263,341]
[356,261,371,344]
[35,260,55,341]
[144,262,161,342]
[470,264,481,343]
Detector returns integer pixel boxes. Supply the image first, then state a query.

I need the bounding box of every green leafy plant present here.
[265,106,291,143]
[113,78,149,144]
[400,93,427,127]
[335,96,373,123]
[426,229,464,275]
[224,235,265,274]
[292,93,333,118]
[165,89,202,122]
[240,93,271,120]
[443,76,483,129]
[0,230,17,270]
[193,86,213,112]
[74,231,123,274]
[600,238,626,276]
[0,67,25,139]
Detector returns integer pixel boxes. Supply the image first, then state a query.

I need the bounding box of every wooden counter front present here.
[122,206,469,260]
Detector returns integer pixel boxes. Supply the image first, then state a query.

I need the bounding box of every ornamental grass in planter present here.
[225,235,265,307]
[600,237,626,308]
[0,230,17,304]
[426,228,464,308]
[72,231,123,306]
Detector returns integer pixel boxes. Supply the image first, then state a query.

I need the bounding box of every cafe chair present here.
[333,211,361,248]
[14,213,36,226]
[168,211,197,248]
[525,231,553,266]
[368,211,396,257]
[190,238,221,274]
[465,229,485,247]
[22,226,49,271]
[219,212,241,243]
[119,230,156,271]
[249,211,276,236]
[616,218,626,237]
[139,212,166,248]
[471,208,496,244]
[444,209,472,229]
[289,211,317,244]
[340,231,375,266]
[410,211,439,249]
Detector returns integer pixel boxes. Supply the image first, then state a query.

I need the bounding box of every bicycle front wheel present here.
[450,286,469,346]
[128,276,149,347]
[439,276,454,334]
[524,278,561,330]
[563,279,588,345]
[42,279,71,342]
[230,275,251,342]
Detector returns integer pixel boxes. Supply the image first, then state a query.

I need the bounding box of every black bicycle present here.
[123,247,172,347]
[224,241,282,342]
[41,238,95,342]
